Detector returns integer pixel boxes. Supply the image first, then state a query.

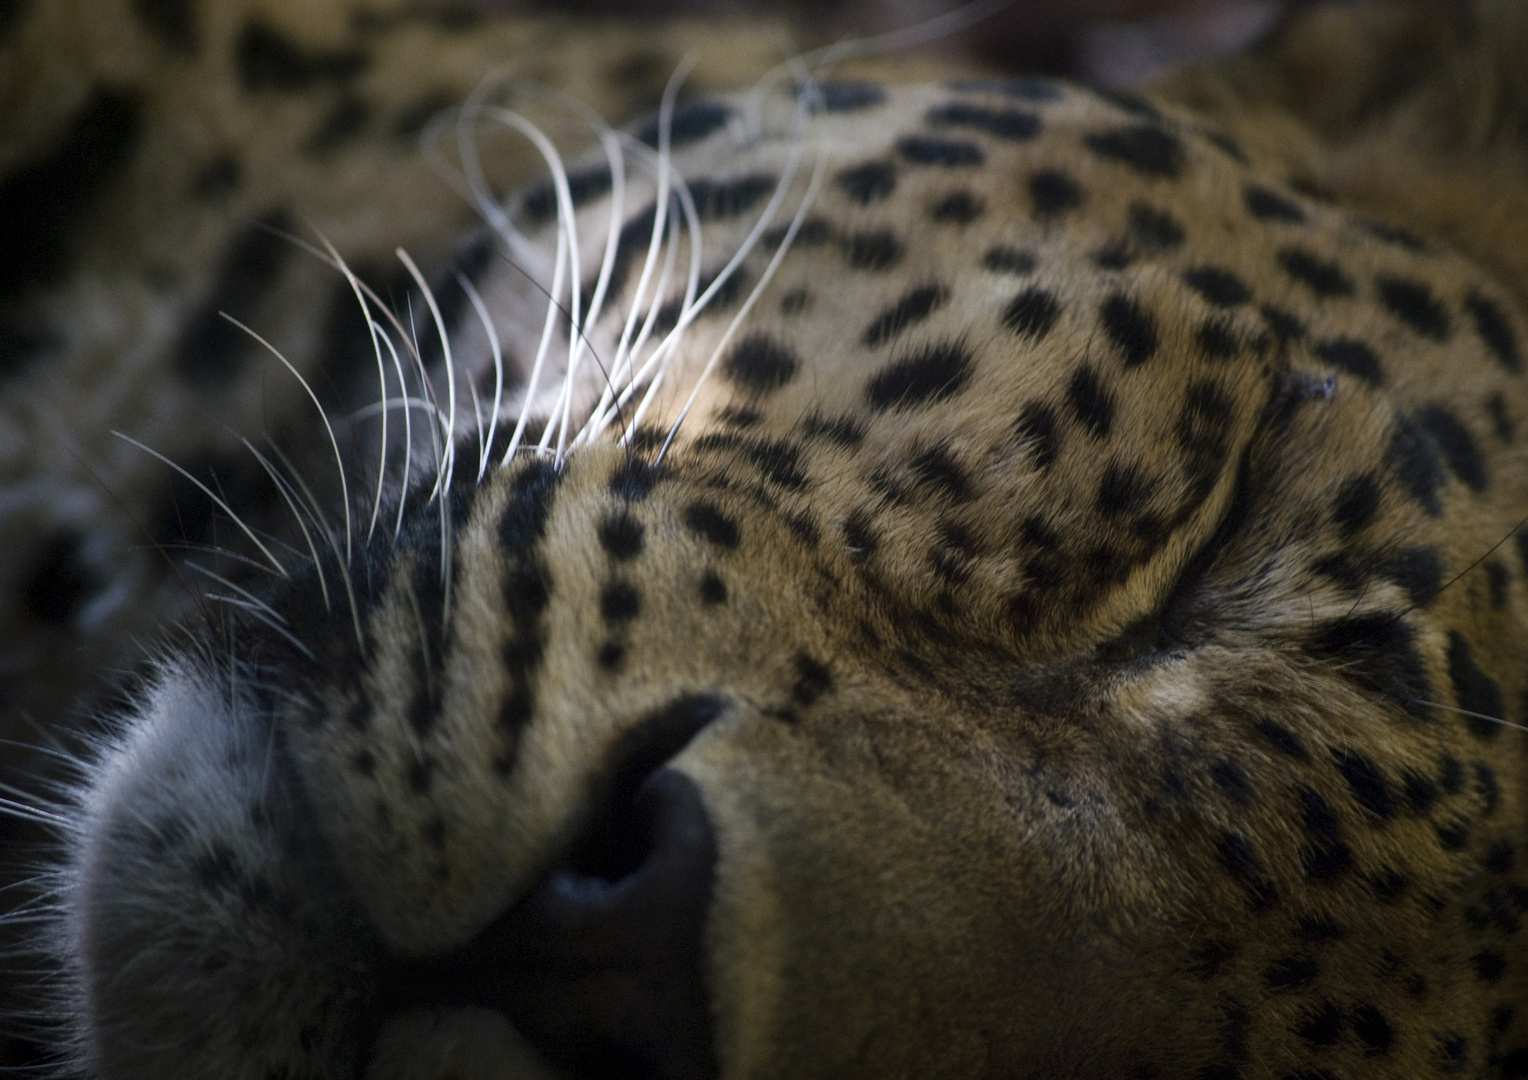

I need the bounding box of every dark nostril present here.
[378,695,726,1080]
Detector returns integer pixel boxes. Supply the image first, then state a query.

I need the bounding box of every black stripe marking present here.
[864,285,948,347]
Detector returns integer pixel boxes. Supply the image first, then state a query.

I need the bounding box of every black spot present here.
[841,510,878,563]
[686,173,778,220]
[684,501,740,549]
[896,134,985,167]
[1435,818,1472,850]
[809,80,884,112]
[792,654,834,706]
[1332,474,1380,537]
[1189,939,1236,980]
[1439,754,1465,794]
[927,102,1040,141]
[1128,202,1185,250]
[1002,288,1061,341]
[1439,1035,1469,1066]
[597,514,644,561]
[1096,463,1156,516]
[722,333,800,394]
[835,161,896,205]
[1210,759,1252,805]
[1351,1004,1393,1056]
[1028,169,1083,217]
[779,289,811,316]
[1376,276,1451,340]
[1485,839,1515,875]
[0,87,143,303]
[843,229,903,271]
[1386,413,1447,515]
[1256,306,1304,345]
[1447,630,1504,739]
[1091,243,1131,271]
[1486,558,1510,609]
[1474,762,1501,816]
[192,154,242,200]
[1278,248,1354,298]
[1083,125,1184,178]
[930,190,984,224]
[1258,722,1309,761]
[1306,612,1433,721]
[699,572,727,605]
[910,445,972,502]
[1244,184,1306,223]
[600,580,640,624]
[1489,391,1517,442]
[304,95,371,155]
[1196,320,1240,361]
[1464,291,1521,373]
[1015,402,1061,468]
[1100,294,1158,367]
[1266,954,1319,991]
[172,212,292,387]
[1183,266,1251,308]
[1296,1001,1345,1048]
[1217,831,1278,910]
[865,341,973,411]
[1298,915,1344,941]
[133,0,197,53]
[392,91,456,141]
[1093,86,1161,120]
[864,285,949,347]
[1366,867,1410,902]
[1297,785,1353,881]
[1473,949,1507,983]
[799,414,864,448]
[20,531,96,623]
[1066,366,1115,438]
[1416,404,1486,491]
[520,164,614,227]
[635,100,730,148]
[597,642,625,671]
[236,20,366,92]
[716,405,761,430]
[1332,749,1394,820]
[983,246,1036,275]
[694,433,810,491]
[607,460,664,503]
[1359,219,1429,251]
[1381,546,1442,608]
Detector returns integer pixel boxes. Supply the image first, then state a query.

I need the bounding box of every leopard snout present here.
[379,699,725,1080]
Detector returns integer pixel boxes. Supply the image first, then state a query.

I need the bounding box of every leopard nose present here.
[379,696,724,1080]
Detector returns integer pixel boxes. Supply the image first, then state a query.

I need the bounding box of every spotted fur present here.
[9,1,1528,1078]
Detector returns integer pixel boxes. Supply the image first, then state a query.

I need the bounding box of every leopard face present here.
[19,3,1528,1079]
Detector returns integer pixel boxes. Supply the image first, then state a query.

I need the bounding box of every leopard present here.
[7,0,1528,1077]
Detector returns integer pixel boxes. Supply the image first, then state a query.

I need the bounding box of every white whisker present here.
[218,314,352,569]
[397,249,459,499]
[658,145,827,463]
[237,438,330,610]
[458,274,503,481]
[113,433,289,578]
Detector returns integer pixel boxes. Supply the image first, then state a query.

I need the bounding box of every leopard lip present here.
[377,768,720,1080]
